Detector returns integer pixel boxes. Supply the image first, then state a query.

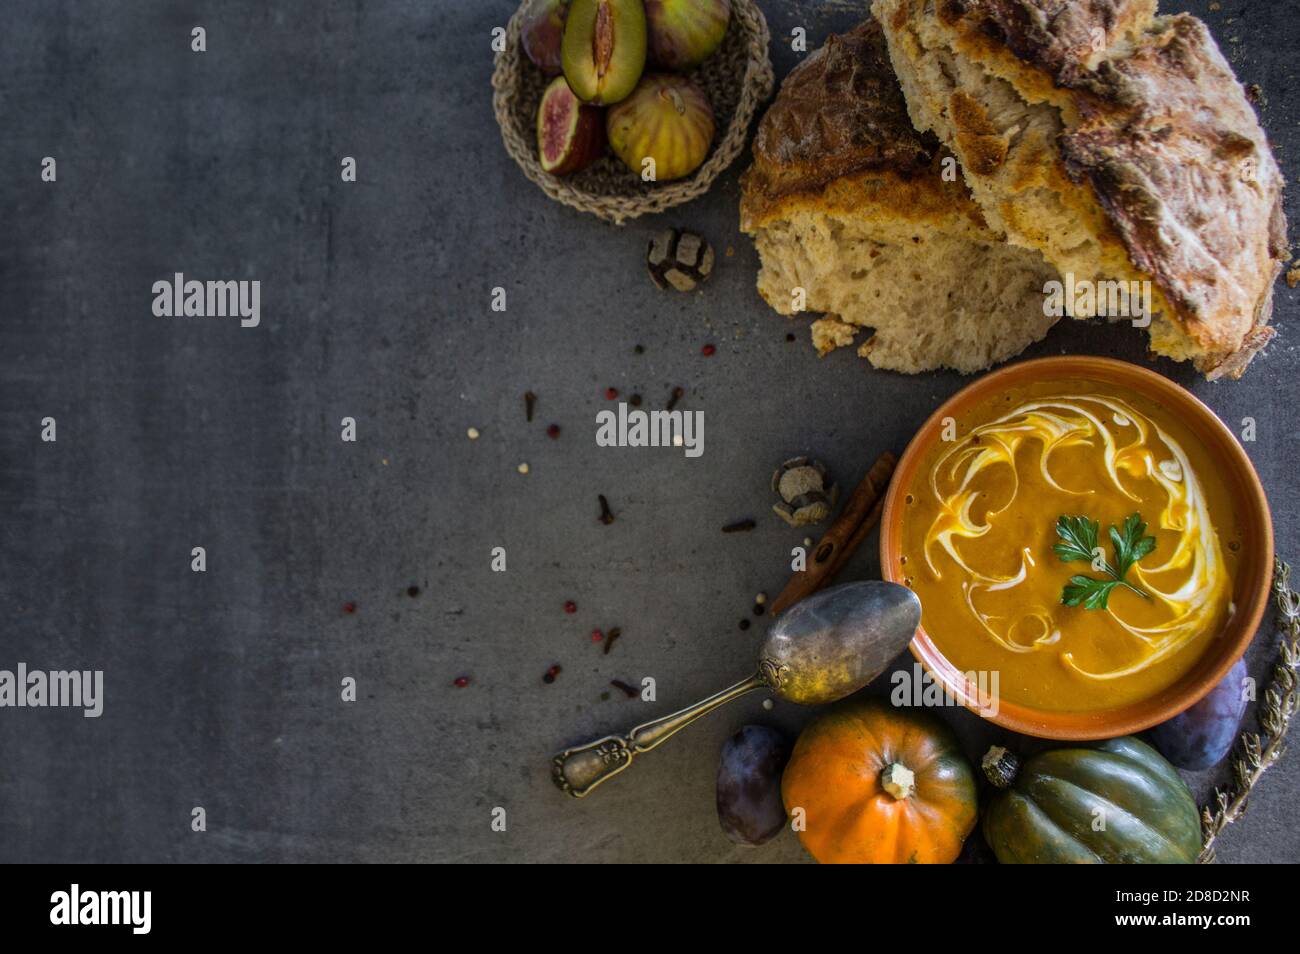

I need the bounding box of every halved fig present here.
[521,0,570,76]
[561,0,647,106]
[537,75,607,175]
[607,74,715,181]
[645,0,731,70]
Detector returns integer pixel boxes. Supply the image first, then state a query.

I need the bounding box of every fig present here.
[521,0,570,76]
[716,725,790,847]
[607,74,715,182]
[1147,657,1249,770]
[645,0,732,70]
[536,76,606,176]
[561,0,646,106]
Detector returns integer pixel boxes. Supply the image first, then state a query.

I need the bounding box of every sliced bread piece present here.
[875,0,1288,379]
[740,19,1059,375]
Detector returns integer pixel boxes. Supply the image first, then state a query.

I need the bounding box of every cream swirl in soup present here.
[899,381,1240,712]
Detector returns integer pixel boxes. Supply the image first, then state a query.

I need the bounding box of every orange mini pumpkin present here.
[781,697,977,864]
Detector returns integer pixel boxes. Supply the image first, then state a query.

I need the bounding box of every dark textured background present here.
[1,0,1296,863]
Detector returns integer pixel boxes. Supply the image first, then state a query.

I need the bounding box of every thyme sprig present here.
[1199,557,1300,863]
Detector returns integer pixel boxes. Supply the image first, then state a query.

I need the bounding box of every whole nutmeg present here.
[771,457,838,527]
[647,228,714,292]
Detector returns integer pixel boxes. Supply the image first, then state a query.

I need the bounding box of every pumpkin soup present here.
[898,379,1241,711]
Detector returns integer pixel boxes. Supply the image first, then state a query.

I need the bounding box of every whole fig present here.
[645,0,731,71]
[607,74,715,182]
[521,0,570,76]
[1147,657,1249,770]
[716,725,790,847]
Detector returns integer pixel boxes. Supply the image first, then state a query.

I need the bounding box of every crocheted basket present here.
[492,1,774,225]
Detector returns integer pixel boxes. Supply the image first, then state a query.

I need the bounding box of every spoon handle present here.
[551,672,768,798]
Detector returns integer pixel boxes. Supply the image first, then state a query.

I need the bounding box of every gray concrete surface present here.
[1,0,1297,863]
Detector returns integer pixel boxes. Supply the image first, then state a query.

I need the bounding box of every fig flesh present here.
[521,0,570,76]
[561,0,647,106]
[607,74,715,182]
[645,0,731,71]
[537,76,606,176]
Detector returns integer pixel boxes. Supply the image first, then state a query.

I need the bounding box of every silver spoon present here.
[551,581,921,797]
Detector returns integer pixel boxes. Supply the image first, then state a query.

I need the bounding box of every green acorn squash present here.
[981,737,1200,864]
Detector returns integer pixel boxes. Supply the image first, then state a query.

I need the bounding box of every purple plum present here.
[717,725,790,846]
[1147,657,1249,770]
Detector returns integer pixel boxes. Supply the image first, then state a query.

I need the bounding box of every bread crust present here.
[1060,15,1286,369]
[740,18,1060,376]
[878,0,1288,378]
[948,0,1156,86]
[741,19,983,233]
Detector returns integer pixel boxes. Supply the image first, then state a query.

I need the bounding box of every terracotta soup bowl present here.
[880,356,1273,739]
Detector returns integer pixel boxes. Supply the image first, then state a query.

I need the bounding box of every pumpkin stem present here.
[982,745,1020,789]
[880,762,916,800]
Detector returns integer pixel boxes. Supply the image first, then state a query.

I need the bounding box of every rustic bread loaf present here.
[740,19,1058,374]
[875,0,1288,379]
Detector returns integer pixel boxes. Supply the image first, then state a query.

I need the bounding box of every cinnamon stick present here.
[769,451,897,616]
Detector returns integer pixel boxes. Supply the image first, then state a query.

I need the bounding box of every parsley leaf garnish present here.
[1053,513,1156,610]
[1110,513,1158,579]
[1052,515,1101,564]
